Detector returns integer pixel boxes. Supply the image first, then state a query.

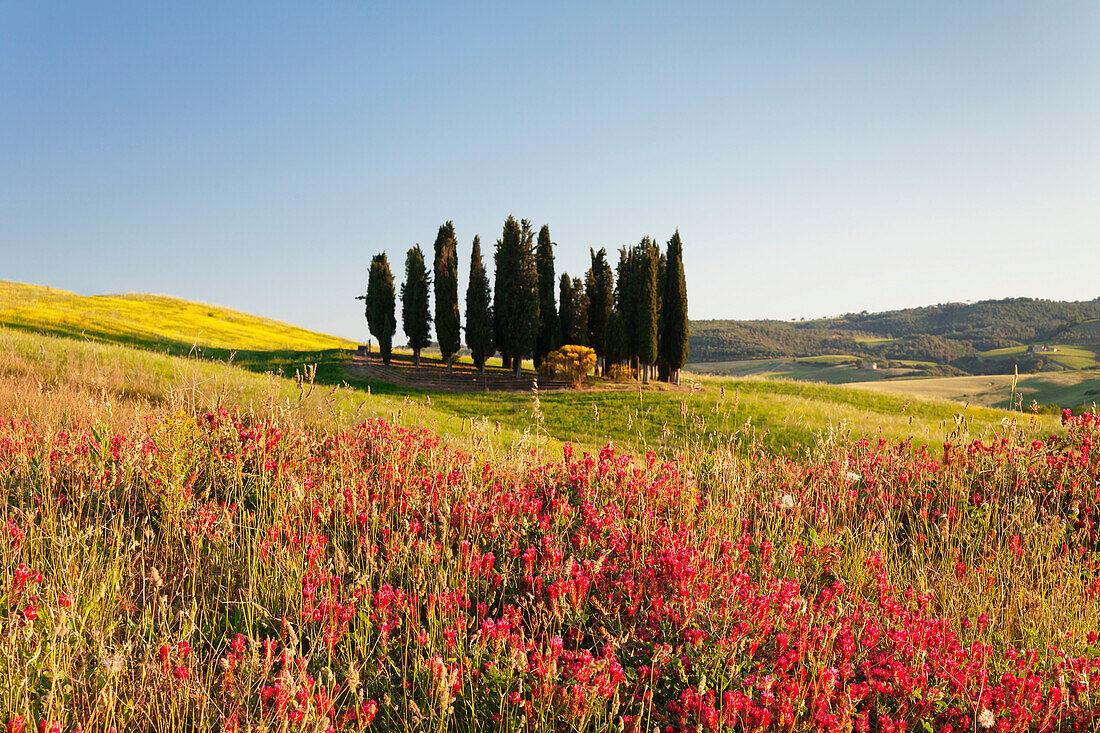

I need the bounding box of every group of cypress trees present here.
[360,217,689,382]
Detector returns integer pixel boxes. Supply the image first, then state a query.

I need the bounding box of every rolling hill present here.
[690,296,1100,374]
[0,280,1058,453]
[0,280,354,354]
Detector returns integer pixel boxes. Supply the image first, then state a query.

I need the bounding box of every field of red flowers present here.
[2,405,1100,731]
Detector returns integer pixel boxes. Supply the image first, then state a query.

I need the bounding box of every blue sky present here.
[2,2,1097,340]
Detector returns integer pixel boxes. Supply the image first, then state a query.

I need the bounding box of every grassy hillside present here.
[0,324,1058,455]
[0,280,354,354]
[0,325,481,443]
[0,281,1063,453]
[429,373,1059,454]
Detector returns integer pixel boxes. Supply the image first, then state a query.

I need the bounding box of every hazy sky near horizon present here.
[2,2,1098,341]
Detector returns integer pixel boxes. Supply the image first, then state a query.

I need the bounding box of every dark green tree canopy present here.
[559,273,589,347]
[364,252,397,365]
[605,309,628,368]
[400,245,432,364]
[636,237,660,368]
[585,248,614,364]
[465,235,494,371]
[432,221,461,366]
[615,245,641,364]
[534,224,561,368]
[660,230,690,378]
[494,216,539,375]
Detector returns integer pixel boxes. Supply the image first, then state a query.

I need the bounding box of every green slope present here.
[0,281,1063,453]
[0,280,354,354]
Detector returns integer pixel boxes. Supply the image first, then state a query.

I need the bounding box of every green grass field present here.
[0,281,1064,453]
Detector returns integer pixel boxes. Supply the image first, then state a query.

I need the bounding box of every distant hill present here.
[690,296,1100,374]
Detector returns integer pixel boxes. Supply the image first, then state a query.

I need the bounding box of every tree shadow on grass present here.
[1,321,422,398]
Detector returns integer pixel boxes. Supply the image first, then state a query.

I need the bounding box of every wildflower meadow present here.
[3,404,1100,731]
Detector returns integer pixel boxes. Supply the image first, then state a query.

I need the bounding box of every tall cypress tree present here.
[585,248,614,375]
[605,309,628,371]
[661,230,689,384]
[571,276,589,347]
[465,236,493,373]
[493,220,516,371]
[615,246,641,374]
[636,237,660,383]
[559,274,574,347]
[401,245,432,366]
[534,225,560,368]
[560,274,589,346]
[432,222,461,371]
[494,216,539,376]
[656,250,670,382]
[363,252,396,365]
[554,272,589,347]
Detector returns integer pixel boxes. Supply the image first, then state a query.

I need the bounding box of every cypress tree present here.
[401,245,432,366]
[493,220,515,371]
[465,236,493,373]
[636,237,660,383]
[432,222,461,371]
[559,274,574,347]
[494,216,539,376]
[605,309,628,372]
[585,248,614,375]
[615,246,641,374]
[661,229,690,383]
[571,276,589,347]
[657,250,670,382]
[560,274,589,346]
[534,224,560,368]
[363,252,397,365]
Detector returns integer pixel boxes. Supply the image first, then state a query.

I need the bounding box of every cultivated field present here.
[854,371,1100,414]
[685,357,921,384]
[979,345,1100,371]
